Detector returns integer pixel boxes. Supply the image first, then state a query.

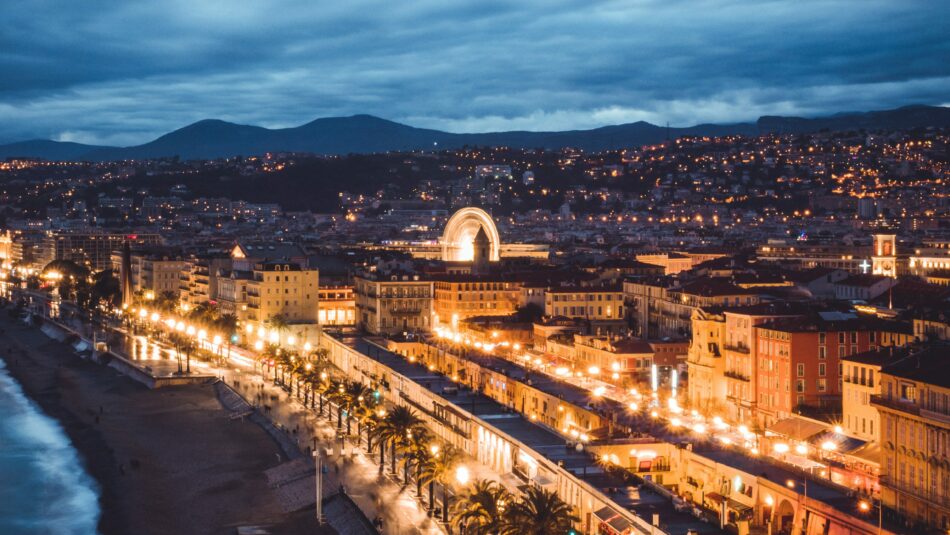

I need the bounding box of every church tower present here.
[472,226,490,275]
[871,233,897,278]
[120,240,133,308]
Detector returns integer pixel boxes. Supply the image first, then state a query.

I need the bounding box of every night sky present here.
[2,0,948,145]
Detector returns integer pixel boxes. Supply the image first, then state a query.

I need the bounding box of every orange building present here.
[755,317,913,426]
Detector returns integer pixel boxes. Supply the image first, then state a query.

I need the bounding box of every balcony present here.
[871,395,919,416]
[389,307,425,316]
[724,370,750,382]
[723,344,750,355]
[920,408,950,425]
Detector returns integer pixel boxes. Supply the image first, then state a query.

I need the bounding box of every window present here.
[818,378,826,392]
[796,380,805,393]
[797,364,805,377]
[819,346,826,359]
[819,363,826,377]
[900,384,917,403]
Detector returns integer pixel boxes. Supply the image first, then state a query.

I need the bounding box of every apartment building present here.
[245,261,320,339]
[687,307,728,414]
[433,274,522,324]
[754,317,912,426]
[354,271,433,335]
[842,350,886,441]
[872,345,950,531]
[318,285,355,327]
[544,285,624,321]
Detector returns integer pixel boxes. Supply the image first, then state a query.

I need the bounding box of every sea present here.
[0,359,100,534]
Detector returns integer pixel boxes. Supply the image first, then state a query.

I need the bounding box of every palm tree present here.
[403,428,434,497]
[418,443,462,522]
[501,485,579,535]
[453,479,512,535]
[326,380,349,429]
[372,405,425,479]
[188,301,217,328]
[216,313,238,361]
[343,382,372,436]
[266,313,290,345]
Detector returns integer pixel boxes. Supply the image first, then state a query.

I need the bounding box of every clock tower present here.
[871,233,897,278]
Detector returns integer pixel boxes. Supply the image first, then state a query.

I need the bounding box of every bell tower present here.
[472,226,490,275]
[871,233,897,278]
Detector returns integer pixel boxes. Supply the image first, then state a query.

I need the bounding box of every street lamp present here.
[858,498,883,535]
[455,465,470,485]
[787,478,808,532]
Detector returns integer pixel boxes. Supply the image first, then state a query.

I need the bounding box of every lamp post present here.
[313,449,323,526]
[786,478,807,534]
[859,498,883,535]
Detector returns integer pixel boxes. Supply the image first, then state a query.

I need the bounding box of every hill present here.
[1,105,947,161]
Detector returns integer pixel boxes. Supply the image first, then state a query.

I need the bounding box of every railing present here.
[920,408,950,425]
[870,395,919,416]
[724,370,750,382]
[723,344,750,354]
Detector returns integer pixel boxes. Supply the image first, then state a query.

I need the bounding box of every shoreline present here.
[0,313,317,535]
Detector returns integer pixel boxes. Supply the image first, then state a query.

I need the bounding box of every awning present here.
[810,431,867,454]
[726,498,751,513]
[593,506,633,535]
[847,441,881,464]
[768,417,827,442]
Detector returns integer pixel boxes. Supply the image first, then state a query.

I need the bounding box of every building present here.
[354,271,433,335]
[544,285,624,321]
[572,334,655,385]
[433,275,522,325]
[624,278,761,341]
[635,252,693,275]
[109,247,187,299]
[871,233,898,279]
[37,231,162,271]
[833,275,896,301]
[720,304,808,425]
[687,307,728,414]
[842,349,887,441]
[755,316,913,426]
[872,344,950,531]
[318,285,355,327]
[244,261,320,343]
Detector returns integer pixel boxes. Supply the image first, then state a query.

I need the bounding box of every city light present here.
[455,466,470,485]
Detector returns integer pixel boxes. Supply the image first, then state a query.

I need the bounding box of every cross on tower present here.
[859,259,871,274]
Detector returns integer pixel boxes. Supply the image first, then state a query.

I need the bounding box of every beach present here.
[0,313,322,535]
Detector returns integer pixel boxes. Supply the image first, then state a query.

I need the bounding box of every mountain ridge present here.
[1,104,948,162]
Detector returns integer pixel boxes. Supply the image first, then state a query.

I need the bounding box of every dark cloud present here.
[1,0,947,145]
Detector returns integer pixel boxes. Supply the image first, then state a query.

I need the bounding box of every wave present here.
[0,359,101,535]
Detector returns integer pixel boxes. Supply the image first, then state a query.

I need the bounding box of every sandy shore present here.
[0,313,325,535]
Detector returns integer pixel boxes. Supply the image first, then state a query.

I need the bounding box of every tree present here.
[501,485,579,535]
[90,269,121,310]
[216,313,238,361]
[514,303,544,323]
[453,479,512,535]
[372,405,425,479]
[419,443,462,522]
[343,381,373,437]
[403,428,434,498]
[266,313,289,345]
[153,291,178,313]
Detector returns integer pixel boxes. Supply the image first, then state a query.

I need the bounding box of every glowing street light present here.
[455,466,470,485]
